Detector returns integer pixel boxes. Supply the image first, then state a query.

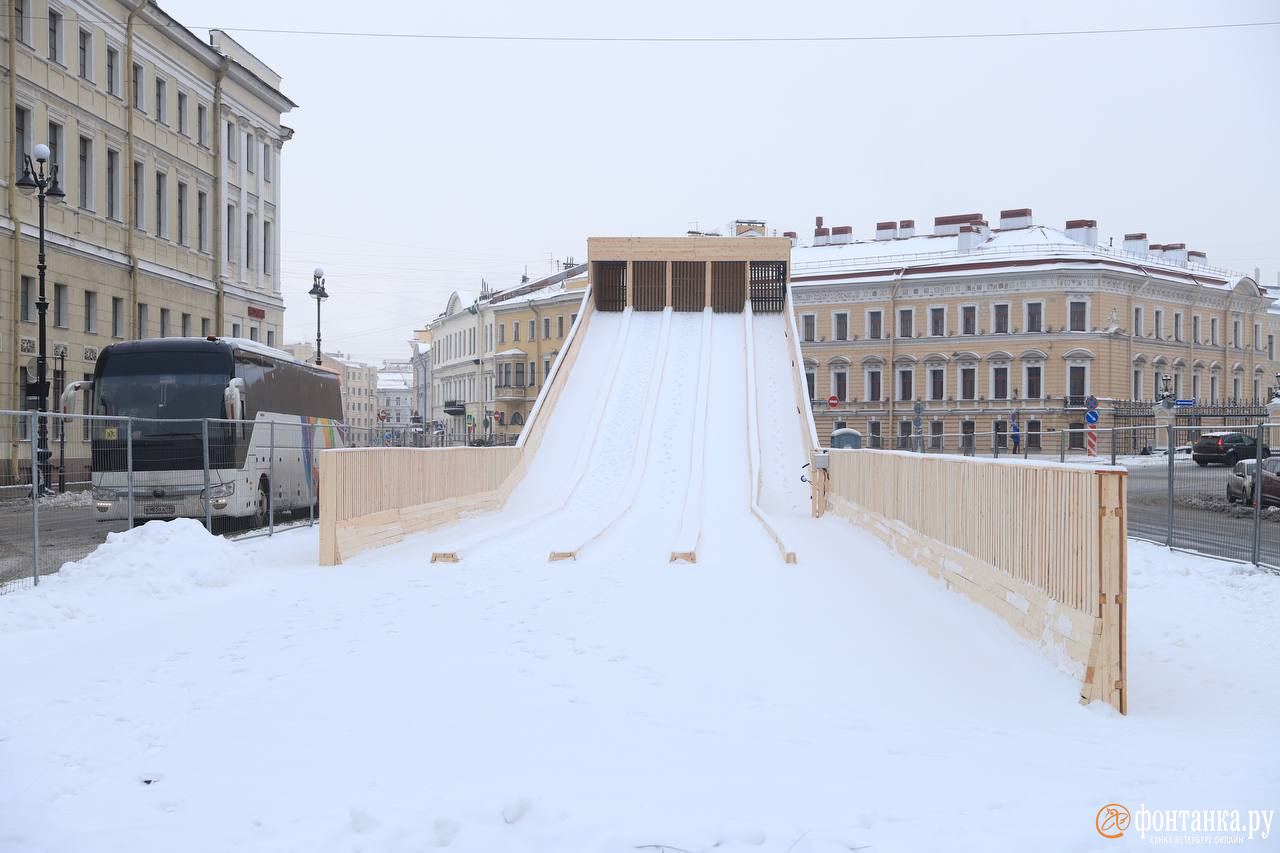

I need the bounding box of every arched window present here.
[510,411,525,426]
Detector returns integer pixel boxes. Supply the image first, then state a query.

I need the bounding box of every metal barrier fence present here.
[0,410,363,595]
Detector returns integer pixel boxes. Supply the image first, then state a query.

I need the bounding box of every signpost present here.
[827,395,839,410]
[1175,399,1194,408]
[912,400,924,452]
[1085,395,1099,457]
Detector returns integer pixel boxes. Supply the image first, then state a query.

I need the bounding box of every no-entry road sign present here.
[828,395,839,409]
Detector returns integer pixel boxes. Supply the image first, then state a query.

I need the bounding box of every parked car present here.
[1233,457,1280,507]
[1227,459,1260,504]
[1192,431,1270,466]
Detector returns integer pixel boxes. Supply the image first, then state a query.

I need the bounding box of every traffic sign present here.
[1175,399,1194,408]
[1085,410,1100,424]
[827,395,839,409]
[1085,395,1099,411]
[465,413,474,426]
[378,409,389,422]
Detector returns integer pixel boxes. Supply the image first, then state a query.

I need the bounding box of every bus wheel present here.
[254,477,270,529]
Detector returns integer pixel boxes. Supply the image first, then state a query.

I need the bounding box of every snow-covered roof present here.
[791,224,1252,292]
[494,348,526,357]
[377,373,412,391]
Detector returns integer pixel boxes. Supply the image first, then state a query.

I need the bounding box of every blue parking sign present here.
[1085,410,1100,424]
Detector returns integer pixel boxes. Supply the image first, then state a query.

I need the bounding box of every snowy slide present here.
[429,308,636,563]
[669,309,714,562]
[744,304,798,563]
[548,308,675,560]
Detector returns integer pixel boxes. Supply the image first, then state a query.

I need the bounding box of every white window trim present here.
[830,310,849,342]
[990,302,1012,335]
[959,303,978,335]
[957,362,978,400]
[77,135,94,211]
[897,307,914,340]
[47,5,65,66]
[926,363,947,401]
[865,309,884,340]
[1022,361,1044,400]
[77,27,94,82]
[988,362,1011,400]
[896,365,915,401]
[1133,305,1144,338]
[863,366,882,403]
[1065,360,1092,400]
[1153,309,1164,341]
[1023,300,1044,333]
[927,304,947,337]
[829,366,848,402]
[1067,296,1091,333]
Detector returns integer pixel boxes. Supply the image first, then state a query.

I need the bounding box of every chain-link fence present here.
[0,410,339,594]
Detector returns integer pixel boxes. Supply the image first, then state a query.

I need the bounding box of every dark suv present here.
[1192,431,1270,467]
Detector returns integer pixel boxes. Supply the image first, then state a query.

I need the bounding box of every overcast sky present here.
[157,0,1280,365]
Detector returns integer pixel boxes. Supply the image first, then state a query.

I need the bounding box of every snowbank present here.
[0,519,239,633]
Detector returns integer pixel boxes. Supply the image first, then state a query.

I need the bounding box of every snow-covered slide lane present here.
[428,309,635,563]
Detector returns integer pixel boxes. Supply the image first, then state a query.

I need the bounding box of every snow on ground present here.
[2,314,1278,852]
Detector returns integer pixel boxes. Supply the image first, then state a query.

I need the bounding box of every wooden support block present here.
[670,551,697,563]
[548,551,576,562]
[431,552,459,563]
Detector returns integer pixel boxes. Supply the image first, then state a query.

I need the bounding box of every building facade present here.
[376,359,413,441]
[790,210,1277,450]
[2,0,294,428]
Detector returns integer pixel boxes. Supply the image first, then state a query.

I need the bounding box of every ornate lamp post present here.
[16,142,67,492]
[308,267,328,366]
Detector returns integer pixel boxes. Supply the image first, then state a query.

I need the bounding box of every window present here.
[1069,300,1087,332]
[226,204,236,263]
[266,330,275,348]
[557,315,564,337]
[867,310,883,340]
[898,420,913,450]
[515,363,524,386]
[1021,365,1040,400]
[226,122,236,160]
[866,369,881,403]
[528,361,537,386]
[929,307,944,337]
[1233,319,1241,348]
[543,317,550,339]
[231,322,241,337]
[263,142,272,181]
[898,308,913,339]
[132,62,143,109]
[805,370,815,401]
[571,312,577,326]
[498,323,506,344]
[834,312,849,341]
[528,320,535,341]
[992,365,1008,399]
[245,212,254,268]
[1255,322,1262,351]
[1174,312,1183,342]
[47,8,62,63]
[133,160,144,229]
[1193,373,1201,400]
[159,308,170,338]
[154,77,166,122]
[1233,376,1241,400]
[993,303,1010,334]
[962,305,976,335]
[1154,309,1164,340]
[800,313,815,342]
[1069,365,1087,399]
[106,46,119,95]
[197,190,208,252]
[960,366,976,400]
[897,367,913,401]
[176,181,187,245]
[111,297,123,337]
[197,104,207,146]
[137,303,148,337]
[1133,306,1143,337]
[78,28,91,80]
[262,221,272,273]
[201,317,211,337]
[1025,301,1043,333]
[15,0,27,44]
[53,283,68,327]
[20,276,34,322]
[248,326,258,342]
[1027,420,1042,450]
[154,171,166,237]
[832,369,847,401]
[929,367,944,400]
[1270,335,1275,361]
[181,313,191,337]
[930,421,944,450]
[869,421,882,449]
[47,121,61,171]
[994,421,1008,450]
[105,149,119,219]
[1193,315,1202,343]
[83,290,96,333]
[77,135,92,209]
[245,132,255,172]
[1211,317,1219,346]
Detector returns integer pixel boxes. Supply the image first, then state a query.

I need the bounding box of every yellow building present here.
[2,0,295,424]
[790,210,1277,450]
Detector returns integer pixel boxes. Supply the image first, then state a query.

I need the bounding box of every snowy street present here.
[2,519,1277,852]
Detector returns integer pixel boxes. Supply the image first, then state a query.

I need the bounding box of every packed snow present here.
[1,310,1278,852]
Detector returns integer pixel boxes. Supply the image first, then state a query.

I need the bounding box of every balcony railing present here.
[495,385,532,401]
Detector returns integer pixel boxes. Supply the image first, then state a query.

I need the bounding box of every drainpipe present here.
[8,4,20,411]
[886,267,907,440]
[212,56,229,333]
[124,2,143,336]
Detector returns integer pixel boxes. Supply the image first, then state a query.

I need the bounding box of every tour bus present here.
[63,336,344,527]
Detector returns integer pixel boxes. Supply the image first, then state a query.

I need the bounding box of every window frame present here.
[897,307,914,340]
[928,305,946,337]
[1024,300,1044,333]
[960,303,977,336]
[77,27,92,81]
[991,302,1011,335]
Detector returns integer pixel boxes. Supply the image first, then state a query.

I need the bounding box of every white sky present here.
[156,0,1280,364]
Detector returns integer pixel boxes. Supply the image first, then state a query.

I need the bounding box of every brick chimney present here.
[1123,232,1148,254]
[1188,250,1207,266]
[934,213,984,236]
[875,221,898,240]
[898,219,915,238]
[814,226,830,246]
[998,208,1033,229]
[1065,219,1098,245]
[1163,243,1188,266]
[783,230,798,247]
[957,223,989,253]
[829,225,853,245]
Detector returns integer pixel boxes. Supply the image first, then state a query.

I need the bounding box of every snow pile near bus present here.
[0,520,238,633]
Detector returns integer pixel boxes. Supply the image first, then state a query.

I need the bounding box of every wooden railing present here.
[822,449,1127,713]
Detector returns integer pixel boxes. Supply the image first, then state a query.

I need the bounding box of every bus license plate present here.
[144,504,175,515]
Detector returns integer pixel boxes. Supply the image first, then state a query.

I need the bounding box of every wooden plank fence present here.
[823,449,1128,713]
[632,261,666,311]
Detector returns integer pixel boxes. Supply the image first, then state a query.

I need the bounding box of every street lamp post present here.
[308,267,328,366]
[16,143,67,493]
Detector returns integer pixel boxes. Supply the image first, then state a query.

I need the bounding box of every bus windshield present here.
[94,350,231,430]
